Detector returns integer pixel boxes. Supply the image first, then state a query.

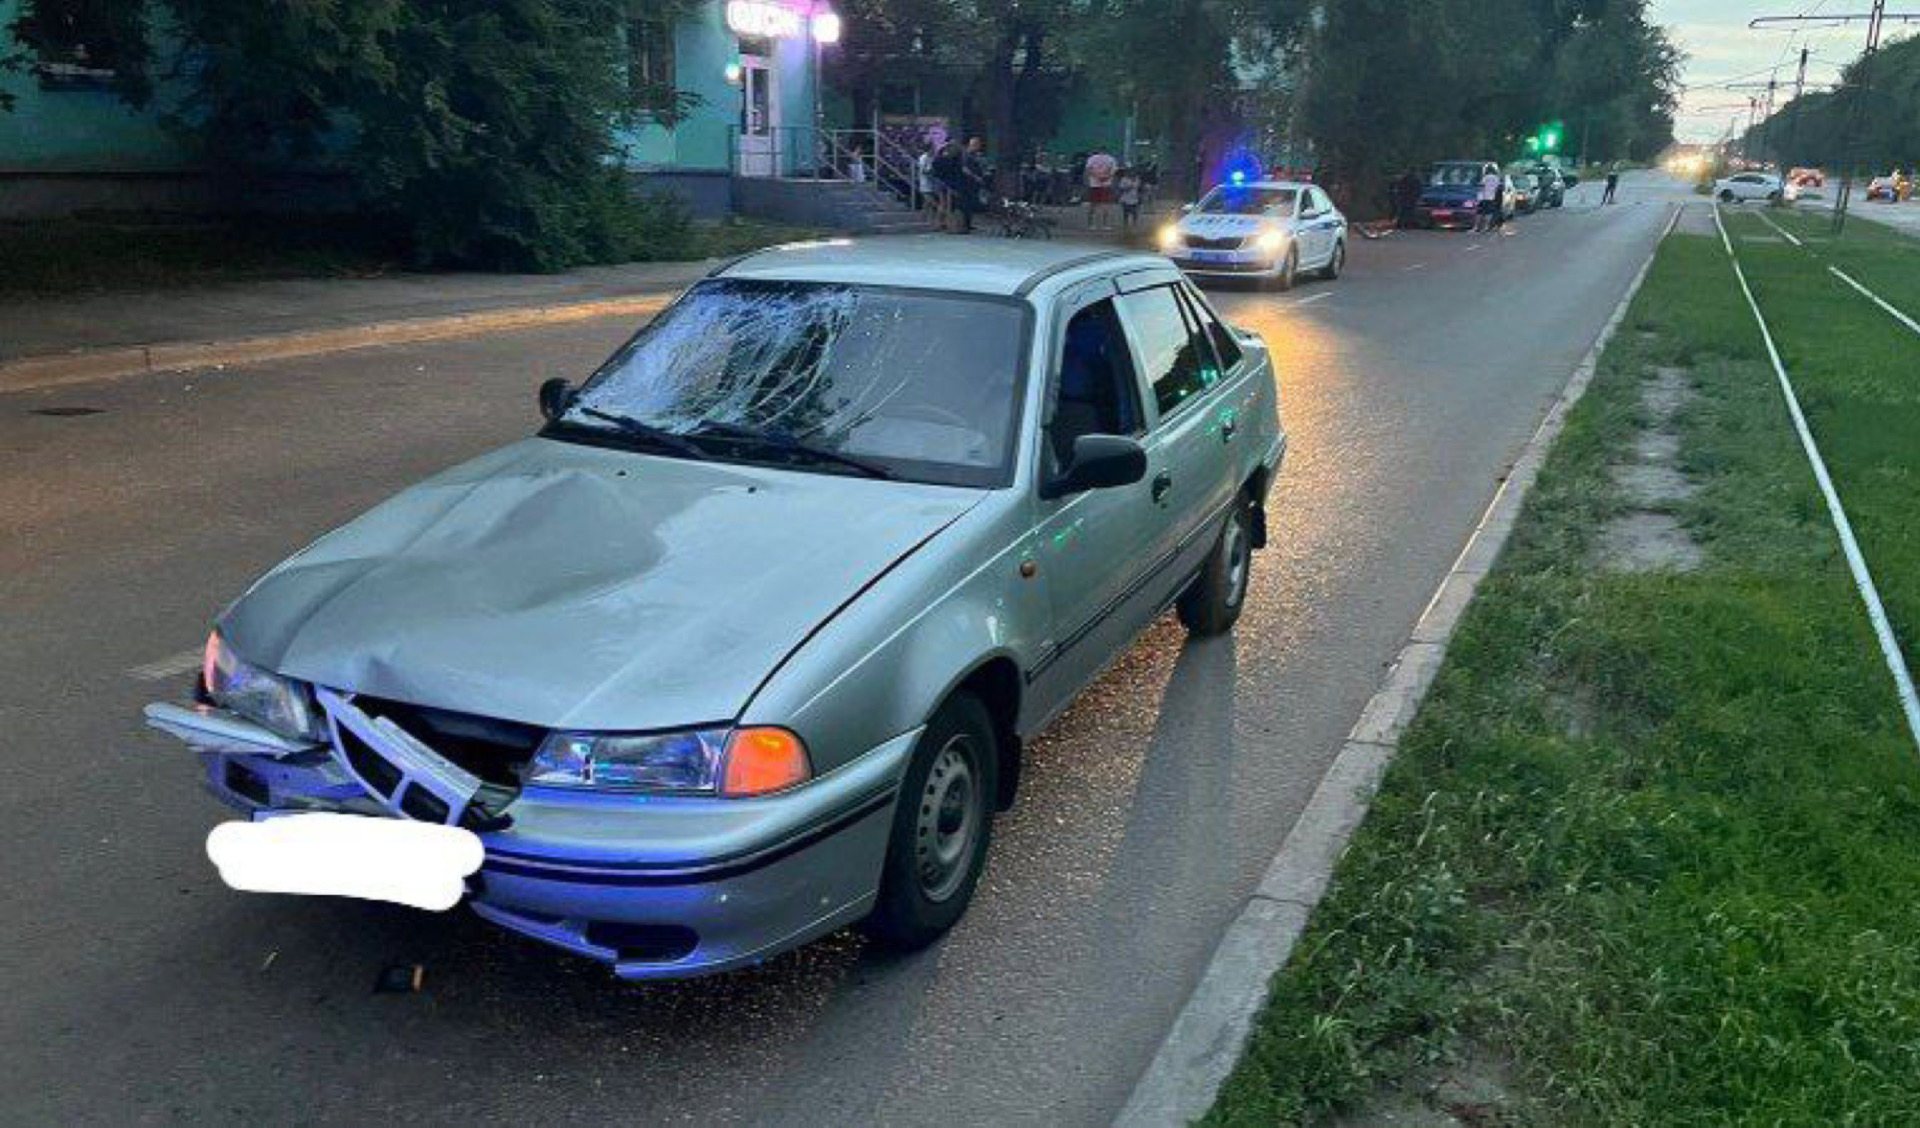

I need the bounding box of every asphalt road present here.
[0,172,1688,1125]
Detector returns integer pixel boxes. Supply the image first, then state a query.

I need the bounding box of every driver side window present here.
[1048,299,1143,469]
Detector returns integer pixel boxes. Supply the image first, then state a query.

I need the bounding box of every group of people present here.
[917,137,992,233]
[913,138,1153,235]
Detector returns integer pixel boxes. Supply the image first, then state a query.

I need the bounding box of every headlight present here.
[201,630,325,743]
[1254,229,1287,254]
[528,726,811,797]
[1157,224,1183,251]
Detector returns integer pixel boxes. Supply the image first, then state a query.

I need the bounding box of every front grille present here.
[352,695,543,788]
[1183,234,1245,251]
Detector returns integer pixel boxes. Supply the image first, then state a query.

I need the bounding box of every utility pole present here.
[1782,46,1810,160]
[1751,4,1920,234]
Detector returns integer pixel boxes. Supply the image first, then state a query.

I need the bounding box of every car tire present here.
[1268,248,1298,292]
[863,691,998,951]
[1177,493,1254,636]
[1719,189,1736,203]
[1319,238,1345,280]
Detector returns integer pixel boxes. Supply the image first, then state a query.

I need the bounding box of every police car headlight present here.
[1255,230,1288,255]
[1157,224,1183,251]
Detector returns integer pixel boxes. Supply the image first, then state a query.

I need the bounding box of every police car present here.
[1158,178,1347,290]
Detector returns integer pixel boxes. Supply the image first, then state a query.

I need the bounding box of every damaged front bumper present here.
[146,699,913,980]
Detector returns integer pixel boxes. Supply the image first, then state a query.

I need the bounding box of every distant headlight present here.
[528,726,811,797]
[1157,224,1184,251]
[1254,229,1288,254]
[202,630,325,743]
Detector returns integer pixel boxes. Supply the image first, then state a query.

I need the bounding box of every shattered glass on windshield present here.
[564,281,1028,487]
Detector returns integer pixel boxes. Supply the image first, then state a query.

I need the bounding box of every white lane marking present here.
[1402,263,1427,272]
[1464,243,1483,251]
[1829,265,1920,339]
[1754,209,1803,246]
[130,648,203,682]
[1713,205,1920,755]
[1289,292,1333,308]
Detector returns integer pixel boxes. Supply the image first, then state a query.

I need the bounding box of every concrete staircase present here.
[732,177,934,235]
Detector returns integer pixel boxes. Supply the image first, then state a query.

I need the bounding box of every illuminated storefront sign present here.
[725,0,804,39]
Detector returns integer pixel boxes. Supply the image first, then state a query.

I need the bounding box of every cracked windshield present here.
[565,280,1024,485]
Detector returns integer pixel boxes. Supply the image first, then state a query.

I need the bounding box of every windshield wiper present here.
[572,407,707,460]
[693,420,895,480]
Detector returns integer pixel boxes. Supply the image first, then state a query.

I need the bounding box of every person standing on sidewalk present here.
[932,142,976,233]
[1085,147,1118,230]
[1475,164,1502,233]
[1117,167,1143,232]
[1602,168,1619,204]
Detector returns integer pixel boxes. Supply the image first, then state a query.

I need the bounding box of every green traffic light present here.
[1543,129,1560,151]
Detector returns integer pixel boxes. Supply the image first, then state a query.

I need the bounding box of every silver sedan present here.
[147,237,1287,978]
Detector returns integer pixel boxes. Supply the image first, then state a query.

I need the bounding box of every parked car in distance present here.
[1527,165,1567,208]
[1865,172,1909,202]
[1505,167,1536,214]
[1788,167,1825,192]
[145,238,1288,981]
[1159,178,1347,290]
[1715,171,1784,204]
[1417,160,1508,229]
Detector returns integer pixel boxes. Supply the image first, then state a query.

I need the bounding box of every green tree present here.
[7,0,698,270]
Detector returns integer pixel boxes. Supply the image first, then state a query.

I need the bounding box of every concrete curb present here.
[1113,201,1684,1128]
[0,291,678,396]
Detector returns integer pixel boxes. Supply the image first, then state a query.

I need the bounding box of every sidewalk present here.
[0,258,720,365]
[0,212,1169,394]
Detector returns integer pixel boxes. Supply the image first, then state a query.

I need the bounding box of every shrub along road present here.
[0,176,1681,1124]
[1208,208,1920,1123]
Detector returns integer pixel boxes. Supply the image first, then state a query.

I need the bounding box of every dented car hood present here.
[219,438,982,732]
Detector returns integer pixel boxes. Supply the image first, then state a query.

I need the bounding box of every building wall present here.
[617,0,820,176]
[0,0,187,173]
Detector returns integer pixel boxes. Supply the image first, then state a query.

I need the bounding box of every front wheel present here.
[863,692,998,951]
[1719,189,1736,203]
[1265,248,1298,292]
[1177,494,1255,636]
[1319,238,1345,280]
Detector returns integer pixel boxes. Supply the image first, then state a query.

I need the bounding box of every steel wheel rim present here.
[915,735,981,903]
[1225,516,1251,607]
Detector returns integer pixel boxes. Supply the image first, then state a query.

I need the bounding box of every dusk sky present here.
[1651,0,1894,143]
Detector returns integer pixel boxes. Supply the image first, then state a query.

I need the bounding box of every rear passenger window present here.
[1179,285,1243,373]
[1119,285,1214,418]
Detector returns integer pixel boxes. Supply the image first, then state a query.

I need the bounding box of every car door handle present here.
[1151,471,1173,503]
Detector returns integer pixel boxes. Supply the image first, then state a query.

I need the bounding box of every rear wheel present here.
[863,692,998,950]
[1177,493,1255,636]
[1719,189,1736,203]
[1319,238,1345,280]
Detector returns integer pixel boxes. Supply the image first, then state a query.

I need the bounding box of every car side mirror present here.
[538,377,575,422]
[1044,434,1148,499]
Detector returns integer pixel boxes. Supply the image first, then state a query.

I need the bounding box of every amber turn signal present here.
[721,727,812,796]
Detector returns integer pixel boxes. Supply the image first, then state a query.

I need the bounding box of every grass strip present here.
[1722,208,1919,678]
[1206,226,1920,1124]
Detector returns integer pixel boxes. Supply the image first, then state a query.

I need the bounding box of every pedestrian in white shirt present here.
[1475,166,1502,233]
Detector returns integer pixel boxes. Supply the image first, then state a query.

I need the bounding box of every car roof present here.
[714,236,1165,297]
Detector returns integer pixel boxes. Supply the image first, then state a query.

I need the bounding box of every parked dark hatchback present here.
[1416,160,1504,229]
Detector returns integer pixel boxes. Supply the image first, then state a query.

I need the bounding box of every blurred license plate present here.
[1187,250,1233,263]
